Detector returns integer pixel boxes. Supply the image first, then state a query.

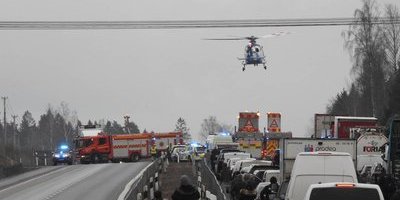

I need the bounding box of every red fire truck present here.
[75,131,183,164]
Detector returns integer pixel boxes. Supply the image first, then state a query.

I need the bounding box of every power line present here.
[0,17,398,30]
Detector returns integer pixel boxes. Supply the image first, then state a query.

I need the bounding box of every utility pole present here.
[124,114,131,134]
[2,96,7,157]
[12,115,18,161]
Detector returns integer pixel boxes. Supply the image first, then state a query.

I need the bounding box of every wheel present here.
[91,154,99,164]
[53,161,58,166]
[68,161,73,165]
[131,154,140,162]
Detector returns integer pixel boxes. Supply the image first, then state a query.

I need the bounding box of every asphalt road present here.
[0,162,150,200]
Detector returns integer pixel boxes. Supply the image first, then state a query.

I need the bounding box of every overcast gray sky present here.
[0,0,399,141]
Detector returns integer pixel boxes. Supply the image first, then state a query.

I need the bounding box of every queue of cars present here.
[210,147,385,200]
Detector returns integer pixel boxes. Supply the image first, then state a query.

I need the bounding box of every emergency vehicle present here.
[75,130,183,163]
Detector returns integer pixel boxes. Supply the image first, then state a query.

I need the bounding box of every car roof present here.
[264,169,280,173]
[298,152,350,156]
[224,152,250,155]
[308,182,381,189]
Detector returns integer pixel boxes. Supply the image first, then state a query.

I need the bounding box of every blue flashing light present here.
[219,132,231,136]
[191,143,199,147]
[60,145,69,150]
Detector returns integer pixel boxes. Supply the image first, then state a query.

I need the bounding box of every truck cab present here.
[75,135,111,164]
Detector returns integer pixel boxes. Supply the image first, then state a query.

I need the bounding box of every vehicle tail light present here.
[335,183,355,188]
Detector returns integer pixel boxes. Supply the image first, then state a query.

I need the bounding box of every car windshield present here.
[309,187,380,200]
[196,146,206,153]
[75,139,93,148]
[249,165,278,174]
[174,147,186,153]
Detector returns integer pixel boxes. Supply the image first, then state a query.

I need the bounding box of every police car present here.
[187,143,206,161]
[52,145,73,165]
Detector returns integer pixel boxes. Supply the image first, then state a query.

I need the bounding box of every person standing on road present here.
[210,148,219,172]
[151,145,157,160]
[171,175,200,200]
[260,177,280,200]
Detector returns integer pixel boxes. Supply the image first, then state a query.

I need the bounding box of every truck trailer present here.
[279,138,357,180]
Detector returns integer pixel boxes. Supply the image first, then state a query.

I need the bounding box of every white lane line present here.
[117,162,153,200]
[0,166,71,193]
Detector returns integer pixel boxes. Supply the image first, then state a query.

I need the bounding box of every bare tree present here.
[58,102,78,143]
[343,0,387,118]
[199,116,221,140]
[383,4,400,74]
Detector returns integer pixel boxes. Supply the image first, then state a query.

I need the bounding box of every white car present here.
[223,152,251,164]
[171,146,188,162]
[231,159,256,177]
[262,169,281,182]
[303,182,384,200]
[227,157,243,171]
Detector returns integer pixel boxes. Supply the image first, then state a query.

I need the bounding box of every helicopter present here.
[205,31,290,71]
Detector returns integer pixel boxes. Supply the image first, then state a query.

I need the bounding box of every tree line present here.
[0,103,140,166]
[0,101,199,167]
[327,0,400,125]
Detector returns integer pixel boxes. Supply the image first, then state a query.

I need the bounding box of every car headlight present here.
[63,153,71,157]
[54,154,60,158]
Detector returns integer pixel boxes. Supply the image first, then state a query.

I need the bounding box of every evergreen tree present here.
[174,117,191,142]
[125,122,140,134]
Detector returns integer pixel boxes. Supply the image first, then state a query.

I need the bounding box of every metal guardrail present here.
[196,159,227,200]
[124,158,165,200]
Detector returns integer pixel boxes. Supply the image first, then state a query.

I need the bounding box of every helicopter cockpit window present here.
[255,47,260,52]
[246,46,251,53]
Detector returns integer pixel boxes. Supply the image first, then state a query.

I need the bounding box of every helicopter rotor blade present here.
[260,31,291,38]
[203,37,247,41]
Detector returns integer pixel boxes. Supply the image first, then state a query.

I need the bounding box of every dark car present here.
[52,145,73,165]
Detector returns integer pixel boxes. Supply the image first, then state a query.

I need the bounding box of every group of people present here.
[153,175,200,200]
[230,173,279,200]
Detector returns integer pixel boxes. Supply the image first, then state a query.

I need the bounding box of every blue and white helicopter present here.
[206,32,289,71]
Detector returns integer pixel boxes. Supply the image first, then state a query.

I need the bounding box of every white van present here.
[285,152,358,200]
[304,182,384,200]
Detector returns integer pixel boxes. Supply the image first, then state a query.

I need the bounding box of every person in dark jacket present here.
[171,175,200,200]
[391,189,400,200]
[379,174,396,200]
[210,148,219,172]
[260,177,280,200]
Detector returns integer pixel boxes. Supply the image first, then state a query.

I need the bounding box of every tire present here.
[91,154,99,164]
[53,162,58,166]
[131,154,140,162]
